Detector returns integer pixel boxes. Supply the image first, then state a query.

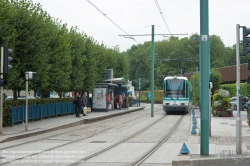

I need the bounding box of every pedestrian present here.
[110,92,114,110]
[82,92,88,116]
[118,94,123,110]
[75,92,83,118]
[107,93,111,112]
[114,95,118,109]
[126,93,130,110]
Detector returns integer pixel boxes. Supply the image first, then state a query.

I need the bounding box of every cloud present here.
[32,0,250,51]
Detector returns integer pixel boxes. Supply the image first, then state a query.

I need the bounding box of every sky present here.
[31,0,250,52]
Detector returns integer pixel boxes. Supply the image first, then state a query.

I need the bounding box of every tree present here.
[47,23,71,95]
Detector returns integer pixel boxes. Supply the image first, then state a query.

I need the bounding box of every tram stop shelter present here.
[92,78,127,112]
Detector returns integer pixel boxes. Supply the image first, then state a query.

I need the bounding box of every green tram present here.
[162,76,192,114]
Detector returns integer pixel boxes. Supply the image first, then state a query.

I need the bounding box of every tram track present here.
[67,114,167,166]
[67,113,186,166]
[0,108,150,151]
[0,108,159,165]
[132,114,184,166]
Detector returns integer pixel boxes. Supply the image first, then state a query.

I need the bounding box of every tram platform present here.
[172,108,250,166]
[0,105,145,143]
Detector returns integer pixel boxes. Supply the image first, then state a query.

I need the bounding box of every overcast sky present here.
[32,0,249,52]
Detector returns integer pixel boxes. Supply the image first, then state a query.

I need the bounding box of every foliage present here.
[190,73,199,106]
[139,90,162,102]
[0,0,130,99]
[212,89,233,117]
[221,84,236,97]
[222,83,250,99]
[126,33,235,91]
[240,83,250,98]
[213,93,220,101]
[189,69,221,106]
[210,69,221,93]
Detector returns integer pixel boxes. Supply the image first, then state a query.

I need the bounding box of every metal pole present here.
[200,0,209,155]
[236,24,242,154]
[0,46,3,134]
[25,73,28,131]
[199,44,201,113]
[209,84,211,136]
[139,78,141,106]
[151,25,155,117]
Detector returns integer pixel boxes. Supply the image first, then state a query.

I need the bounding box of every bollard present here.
[192,123,197,129]
[180,143,190,154]
[191,128,197,134]
[192,110,195,115]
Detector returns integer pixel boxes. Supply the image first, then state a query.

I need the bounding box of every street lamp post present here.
[139,78,141,106]
[25,71,37,131]
[236,24,242,154]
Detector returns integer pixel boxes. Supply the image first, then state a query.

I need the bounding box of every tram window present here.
[165,80,185,98]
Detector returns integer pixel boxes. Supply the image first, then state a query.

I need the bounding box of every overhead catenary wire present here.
[154,0,171,34]
[86,0,138,43]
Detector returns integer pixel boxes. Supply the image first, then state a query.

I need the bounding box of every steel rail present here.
[132,114,185,166]
[68,113,167,166]
[0,109,152,165]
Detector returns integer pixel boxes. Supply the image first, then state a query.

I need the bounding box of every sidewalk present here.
[0,105,145,143]
[173,109,250,165]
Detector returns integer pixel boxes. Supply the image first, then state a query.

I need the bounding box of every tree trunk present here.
[13,90,17,100]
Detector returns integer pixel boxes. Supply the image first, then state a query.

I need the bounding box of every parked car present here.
[5,96,13,100]
[230,96,249,111]
[230,97,237,110]
[5,96,36,100]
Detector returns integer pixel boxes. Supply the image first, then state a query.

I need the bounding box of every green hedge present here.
[140,90,162,102]
[221,83,250,98]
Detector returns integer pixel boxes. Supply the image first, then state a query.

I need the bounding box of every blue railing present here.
[11,102,75,126]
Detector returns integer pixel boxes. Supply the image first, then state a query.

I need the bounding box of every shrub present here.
[212,89,233,117]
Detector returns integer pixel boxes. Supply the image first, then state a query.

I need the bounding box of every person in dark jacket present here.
[76,92,84,117]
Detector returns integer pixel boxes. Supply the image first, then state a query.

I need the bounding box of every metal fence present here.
[11,102,75,126]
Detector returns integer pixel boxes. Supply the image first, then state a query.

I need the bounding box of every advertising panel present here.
[93,87,107,109]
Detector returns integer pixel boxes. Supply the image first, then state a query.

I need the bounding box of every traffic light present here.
[3,46,13,74]
[242,26,250,56]
[0,79,7,86]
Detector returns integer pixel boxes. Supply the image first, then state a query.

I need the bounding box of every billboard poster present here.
[93,87,107,109]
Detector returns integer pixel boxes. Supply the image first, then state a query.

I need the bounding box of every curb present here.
[172,155,250,166]
[0,107,144,143]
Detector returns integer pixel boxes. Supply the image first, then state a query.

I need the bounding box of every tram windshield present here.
[165,79,186,98]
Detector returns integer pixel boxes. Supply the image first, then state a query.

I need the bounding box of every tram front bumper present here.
[163,105,189,112]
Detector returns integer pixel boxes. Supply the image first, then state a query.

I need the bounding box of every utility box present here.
[105,69,113,80]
